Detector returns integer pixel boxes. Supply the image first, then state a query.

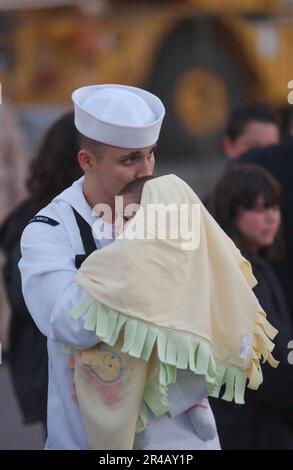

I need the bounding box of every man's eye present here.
[123,157,137,165]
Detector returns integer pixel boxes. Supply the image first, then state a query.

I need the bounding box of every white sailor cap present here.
[72,84,165,149]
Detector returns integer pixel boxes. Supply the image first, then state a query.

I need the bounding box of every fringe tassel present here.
[70,294,278,432]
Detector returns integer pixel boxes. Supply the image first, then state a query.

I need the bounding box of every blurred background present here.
[0,0,293,449]
[1,0,293,186]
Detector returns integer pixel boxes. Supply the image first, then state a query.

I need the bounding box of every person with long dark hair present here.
[209,163,293,449]
[0,111,82,428]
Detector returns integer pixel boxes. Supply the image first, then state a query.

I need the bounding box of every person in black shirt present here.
[209,163,293,449]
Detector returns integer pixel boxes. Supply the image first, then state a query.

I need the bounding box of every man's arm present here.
[19,216,99,350]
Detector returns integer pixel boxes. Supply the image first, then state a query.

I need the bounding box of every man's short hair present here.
[225,102,280,141]
[77,131,108,160]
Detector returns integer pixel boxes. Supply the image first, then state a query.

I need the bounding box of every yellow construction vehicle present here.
[1,0,293,160]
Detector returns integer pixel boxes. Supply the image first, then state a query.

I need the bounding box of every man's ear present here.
[78,149,96,173]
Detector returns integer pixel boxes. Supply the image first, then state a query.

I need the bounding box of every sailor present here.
[19,84,220,450]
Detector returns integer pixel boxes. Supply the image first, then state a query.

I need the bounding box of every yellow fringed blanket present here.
[70,174,278,449]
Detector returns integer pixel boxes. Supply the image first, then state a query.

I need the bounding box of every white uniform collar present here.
[54,176,114,243]
[54,176,96,226]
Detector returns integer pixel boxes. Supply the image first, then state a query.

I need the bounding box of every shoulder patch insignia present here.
[28,215,60,226]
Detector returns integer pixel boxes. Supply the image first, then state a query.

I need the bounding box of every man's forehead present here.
[107,143,157,158]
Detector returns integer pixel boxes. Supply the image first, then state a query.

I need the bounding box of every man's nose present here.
[136,156,154,178]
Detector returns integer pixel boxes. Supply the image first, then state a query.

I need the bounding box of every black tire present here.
[148,18,247,161]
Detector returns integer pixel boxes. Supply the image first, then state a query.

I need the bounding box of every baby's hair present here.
[119,175,156,203]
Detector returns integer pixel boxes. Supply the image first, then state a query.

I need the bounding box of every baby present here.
[117,175,217,443]
[72,174,277,450]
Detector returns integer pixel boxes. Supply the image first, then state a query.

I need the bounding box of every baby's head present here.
[118,175,156,224]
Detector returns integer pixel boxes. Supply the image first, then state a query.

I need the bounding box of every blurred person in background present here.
[0,103,28,352]
[238,135,293,317]
[202,102,281,208]
[0,103,28,221]
[209,164,293,449]
[223,102,280,160]
[0,111,82,429]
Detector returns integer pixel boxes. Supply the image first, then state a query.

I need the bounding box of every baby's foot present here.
[187,398,217,441]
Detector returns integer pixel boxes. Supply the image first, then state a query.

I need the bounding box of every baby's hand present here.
[187,398,217,441]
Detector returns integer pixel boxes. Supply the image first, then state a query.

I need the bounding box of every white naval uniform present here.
[19,176,220,450]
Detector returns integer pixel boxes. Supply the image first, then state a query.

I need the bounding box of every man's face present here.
[89,143,156,205]
[224,121,280,160]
